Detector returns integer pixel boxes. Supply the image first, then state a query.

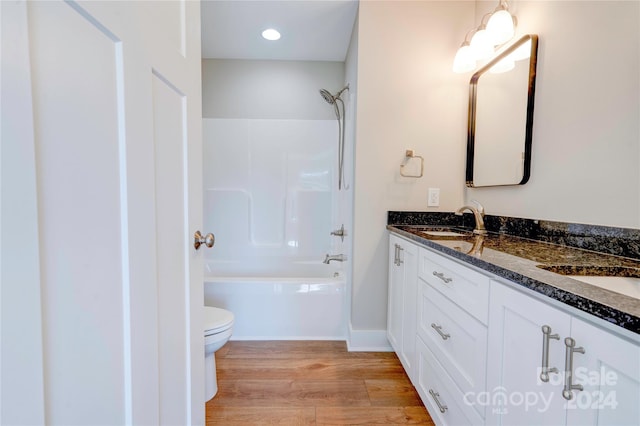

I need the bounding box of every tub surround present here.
[387,211,640,334]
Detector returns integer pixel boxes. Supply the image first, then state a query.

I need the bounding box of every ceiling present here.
[201,0,359,62]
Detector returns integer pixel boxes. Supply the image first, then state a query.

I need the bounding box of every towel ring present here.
[400,150,424,178]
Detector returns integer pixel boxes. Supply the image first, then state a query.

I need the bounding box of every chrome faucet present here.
[467,235,485,256]
[455,200,487,235]
[323,254,347,264]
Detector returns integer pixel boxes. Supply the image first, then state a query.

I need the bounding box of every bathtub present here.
[203,262,347,340]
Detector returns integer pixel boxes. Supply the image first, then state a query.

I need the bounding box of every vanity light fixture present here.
[486,1,516,45]
[452,30,477,73]
[261,28,281,41]
[453,0,518,73]
[469,14,494,61]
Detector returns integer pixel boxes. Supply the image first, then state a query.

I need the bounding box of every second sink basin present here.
[537,265,640,278]
[537,265,640,299]
[565,275,640,299]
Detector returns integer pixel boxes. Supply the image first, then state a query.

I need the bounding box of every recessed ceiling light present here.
[261,28,281,41]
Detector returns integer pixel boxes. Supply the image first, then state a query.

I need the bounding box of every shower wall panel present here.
[203,118,337,274]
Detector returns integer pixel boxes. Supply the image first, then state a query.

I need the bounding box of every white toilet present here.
[204,306,234,401]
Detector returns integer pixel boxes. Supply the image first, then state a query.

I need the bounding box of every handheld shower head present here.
[319,89,336,105]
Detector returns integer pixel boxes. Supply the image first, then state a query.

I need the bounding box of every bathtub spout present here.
[323,254,347,264]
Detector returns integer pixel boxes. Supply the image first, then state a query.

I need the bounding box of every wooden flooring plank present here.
[216,357,406,381]
[208,379,371,407]
[222,341,400,360]
[315,406,433,425]
[224,340,348,358]
[206,406,316,425]
[365,379,424,407]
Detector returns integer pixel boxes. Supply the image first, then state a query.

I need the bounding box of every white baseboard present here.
[346,325,393,352]
[230,335,346,341]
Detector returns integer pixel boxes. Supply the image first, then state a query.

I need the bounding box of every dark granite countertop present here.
[387,212,640,335]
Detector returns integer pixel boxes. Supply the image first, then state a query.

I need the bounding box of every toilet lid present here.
[204,306,234,335]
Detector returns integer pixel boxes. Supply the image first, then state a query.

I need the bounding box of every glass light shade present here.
[486,10,515,45]
[470,29,494,60]
[453,44,476,73]
[490,57,515,74]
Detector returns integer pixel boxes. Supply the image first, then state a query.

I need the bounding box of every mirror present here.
[465,34,539,187]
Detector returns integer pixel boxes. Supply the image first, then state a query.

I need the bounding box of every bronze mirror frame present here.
[465,34,539,187]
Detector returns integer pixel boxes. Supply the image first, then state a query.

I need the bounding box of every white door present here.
[1,1,204,424]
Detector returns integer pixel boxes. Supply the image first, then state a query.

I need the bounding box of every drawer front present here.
[417,279,487,417]
[415,336,485,426]
[418,247,490,324]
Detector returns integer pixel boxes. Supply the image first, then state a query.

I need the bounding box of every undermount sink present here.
[537,265,640,299]
[420,230,468,237]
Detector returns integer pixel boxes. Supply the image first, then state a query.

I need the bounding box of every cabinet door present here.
[486,282,571,426]
[566,317,640,426]
[399,240,418,377]
[387,235,403,353]
[387,234,418,379]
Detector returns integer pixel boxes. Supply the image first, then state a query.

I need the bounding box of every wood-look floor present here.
[206,341,434,425]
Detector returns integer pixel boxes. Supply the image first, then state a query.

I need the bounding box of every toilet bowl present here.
[204,306,234,401]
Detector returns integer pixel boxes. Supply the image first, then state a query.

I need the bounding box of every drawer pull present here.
[432,271,452,283]
[562,337,585,400]
[431,323,451,340]
[539,325,560,382]
[429,389,448,413]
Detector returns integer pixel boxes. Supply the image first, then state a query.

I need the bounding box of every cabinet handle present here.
[397,246,404,265]
[539,325,560,382]
[428,389,448,413]
[432,271,452,283]
[562,337,585,400]
[393,244,399,266]
[431,323,451,340]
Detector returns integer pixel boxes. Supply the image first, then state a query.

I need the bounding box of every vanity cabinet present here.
[387,234,418,379]
[387,232,640,426]
[486,282,640,426]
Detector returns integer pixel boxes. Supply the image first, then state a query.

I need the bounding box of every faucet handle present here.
[471,199,485,215]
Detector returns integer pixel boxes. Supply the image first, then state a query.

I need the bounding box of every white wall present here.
[351,1,473,330]
[343,10,360,344]
[466,1,640,227]
[202,59,345,120]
